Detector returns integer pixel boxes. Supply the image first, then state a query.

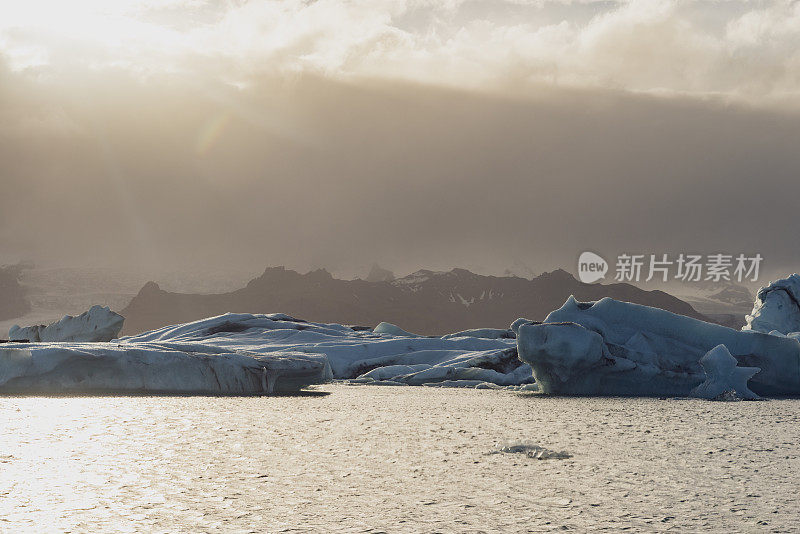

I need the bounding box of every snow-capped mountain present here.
[653,280,756,329]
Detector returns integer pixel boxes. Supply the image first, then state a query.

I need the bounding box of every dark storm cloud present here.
[1,60,799,280]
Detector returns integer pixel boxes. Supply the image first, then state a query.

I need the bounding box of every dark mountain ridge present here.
[120,266,710,336]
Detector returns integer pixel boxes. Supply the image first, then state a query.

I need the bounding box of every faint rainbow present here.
[196,112,233,156]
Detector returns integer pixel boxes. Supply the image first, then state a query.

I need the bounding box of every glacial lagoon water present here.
[1,384,798,532]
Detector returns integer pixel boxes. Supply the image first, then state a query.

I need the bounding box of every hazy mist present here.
[2,1,800,282]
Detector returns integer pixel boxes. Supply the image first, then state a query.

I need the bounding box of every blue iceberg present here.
[515,296,800,397]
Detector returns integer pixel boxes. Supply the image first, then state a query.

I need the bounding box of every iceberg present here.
[128,313,530,388]
[515,296,800,397]
[490,441,571,460]
[0,345,330,394]
[9,305,124,342]
[0,311,532,393]
[1,312,338,394]
[743,274,800,335]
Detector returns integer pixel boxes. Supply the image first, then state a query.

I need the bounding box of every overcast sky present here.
[1,0,799,282]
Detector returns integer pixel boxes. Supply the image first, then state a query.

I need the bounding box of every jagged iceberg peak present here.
[743,273,800,335]
[691,345,760,400]
[9,305,124,342]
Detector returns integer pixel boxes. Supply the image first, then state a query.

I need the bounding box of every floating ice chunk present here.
[744,274,800,334]
[490,441,571,460]
[0,345,331,394]
[124,313,526,387]
[517,296,800,396]
[373,322,422,337]
[691,345,760,400]
[711,390,750,401]
[9,306,124,342]
[1,310,536,393]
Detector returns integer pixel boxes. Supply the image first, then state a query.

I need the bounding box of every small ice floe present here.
[712,390,749,402]
[489,441,571,460]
